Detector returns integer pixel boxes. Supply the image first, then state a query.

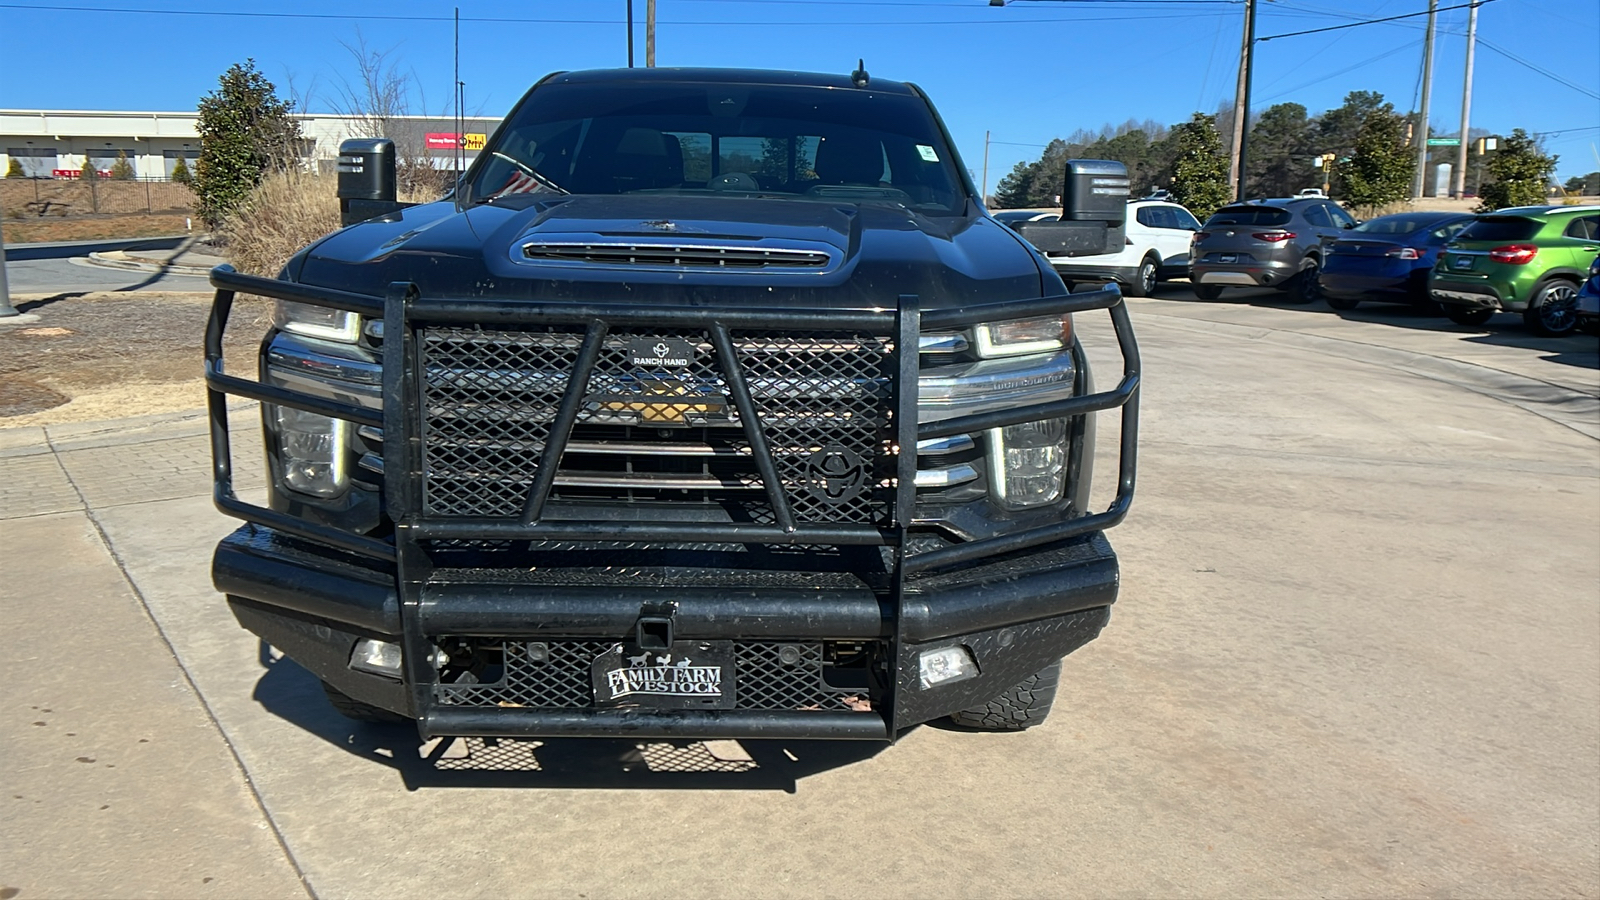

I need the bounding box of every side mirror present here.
[1012,159,1129,257]
[337,138,406,226]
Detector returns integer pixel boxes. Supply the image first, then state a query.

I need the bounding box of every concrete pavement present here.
[1,294,1596,897]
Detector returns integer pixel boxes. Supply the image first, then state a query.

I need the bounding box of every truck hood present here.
[295,195,1048,310]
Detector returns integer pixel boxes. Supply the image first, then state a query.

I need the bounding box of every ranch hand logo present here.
[628,337,695,369]
[606,651,723,698]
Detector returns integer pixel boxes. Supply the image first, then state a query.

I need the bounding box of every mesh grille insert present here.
[435,640,872,712]
[418,325,897,525]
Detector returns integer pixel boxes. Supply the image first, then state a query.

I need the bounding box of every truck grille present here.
[418,326,896,525]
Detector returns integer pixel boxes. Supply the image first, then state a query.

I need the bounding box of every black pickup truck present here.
[204,67,1139,742]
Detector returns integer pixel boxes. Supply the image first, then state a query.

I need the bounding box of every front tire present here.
[1124,256,1159,298]
[321,680,409,724]
[1446,307,1495,326]
[1192,283,1225,301]
[947,661,1061,731]
[1523,279,1581,336]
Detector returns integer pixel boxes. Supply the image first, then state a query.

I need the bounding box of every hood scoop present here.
[520,238,836,271]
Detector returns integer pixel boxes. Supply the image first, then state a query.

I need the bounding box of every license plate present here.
[1451,255,1474,270]
[591,640,735,709]
[1218,253,1237,264]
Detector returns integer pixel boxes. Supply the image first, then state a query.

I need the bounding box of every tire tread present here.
[947,660,1062,731]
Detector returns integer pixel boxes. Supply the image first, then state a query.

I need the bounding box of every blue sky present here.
[2,0,1597,184]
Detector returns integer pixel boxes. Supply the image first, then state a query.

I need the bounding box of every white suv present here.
[1040,200,1202,296]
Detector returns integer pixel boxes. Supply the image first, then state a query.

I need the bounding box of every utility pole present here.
[646,0,656,67]
[1454,0,1478,198]
[1229,0,1257,202]
[0,228,15,318]
[1414,0,1438,199]
[627,0,635,67]
[981,130,991,203]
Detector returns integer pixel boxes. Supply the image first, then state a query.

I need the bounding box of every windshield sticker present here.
[916,144,940,162]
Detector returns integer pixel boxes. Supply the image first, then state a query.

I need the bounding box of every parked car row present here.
[995,197,1600,337]
[994,199,1202,297]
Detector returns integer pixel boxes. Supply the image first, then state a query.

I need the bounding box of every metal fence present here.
[0,176,195,218]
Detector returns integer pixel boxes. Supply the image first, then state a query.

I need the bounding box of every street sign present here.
[1426,138,1461,146]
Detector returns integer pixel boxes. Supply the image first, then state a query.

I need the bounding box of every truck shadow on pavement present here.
[250,643,889,793]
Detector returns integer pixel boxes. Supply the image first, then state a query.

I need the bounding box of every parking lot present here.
[2,280,1595,898]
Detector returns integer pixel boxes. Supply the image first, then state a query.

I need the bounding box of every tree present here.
[109,150,136,181]
[170,156,193,185]
[1341,106,1414,211]
[5,158,23,178]
[1476,129,1557,212]
[1315,91,1394,195]
[80,154,97,181]
[193,59,303,229]
[1170,113,1230,220]
[993,159,1036,209]
[1246,103,1315,199]
[1564,171,1599,195]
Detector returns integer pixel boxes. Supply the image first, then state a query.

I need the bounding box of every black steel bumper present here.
[217,523,1118,739]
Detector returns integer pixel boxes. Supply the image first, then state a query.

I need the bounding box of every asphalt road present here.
[2,284,1597,898]
[5,255,213,294]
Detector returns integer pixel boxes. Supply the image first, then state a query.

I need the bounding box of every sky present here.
[1,0,1597,187]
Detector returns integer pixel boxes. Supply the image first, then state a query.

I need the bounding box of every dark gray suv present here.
[1189,198,1359,302]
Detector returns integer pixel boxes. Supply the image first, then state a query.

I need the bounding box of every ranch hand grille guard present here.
[203,266,1139,740]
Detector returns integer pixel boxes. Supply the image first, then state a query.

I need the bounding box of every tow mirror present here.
[337,138,408,226]
[1011,159,1130,257]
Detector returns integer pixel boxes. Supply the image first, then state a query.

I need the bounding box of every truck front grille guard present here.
[204,266,1139,570]
[204,267,1138,736]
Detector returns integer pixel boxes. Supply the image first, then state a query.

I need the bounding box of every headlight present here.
[973,314,1071,359]
[274,300,361,343]
[987,418,1068,509]
[272,404,349,497]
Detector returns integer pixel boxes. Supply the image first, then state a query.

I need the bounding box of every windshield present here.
[1355,215,1443,235]
[1457,217,1541,242]
[467,79,969,215]
[1205,206,1291,227]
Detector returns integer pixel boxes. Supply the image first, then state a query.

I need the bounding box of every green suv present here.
[1431,205,1600,336]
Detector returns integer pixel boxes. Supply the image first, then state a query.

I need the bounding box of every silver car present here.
[1189,198,1359,303]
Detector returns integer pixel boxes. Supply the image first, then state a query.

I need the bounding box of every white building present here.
[1,109,502,179]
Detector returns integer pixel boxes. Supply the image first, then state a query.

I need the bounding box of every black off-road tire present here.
[1522,278,1582,337]
[1124,256,1159,298]
[1446,307,1495,327]
[1192,283,1225,301]
[321,680,409,724]
[947,660,1062,731]
[1285,256,1320,304]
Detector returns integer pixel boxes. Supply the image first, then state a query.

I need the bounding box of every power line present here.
[0,2,1235,26]
[1475,38,1599,101]
[1255,39,1418,104]
[1256,0,1495,42]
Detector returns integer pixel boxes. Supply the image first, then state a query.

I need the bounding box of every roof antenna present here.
[851,59,869,88]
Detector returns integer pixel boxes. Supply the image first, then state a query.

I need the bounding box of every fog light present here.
[988,418,1067,509]
[350,638,402,678]
[273,404,348,497]
[918,645,978,689]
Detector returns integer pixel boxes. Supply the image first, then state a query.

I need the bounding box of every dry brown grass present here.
[219,168,341,277]
[1,213,193,243]
[219,168,447,277]
[1,179,194,218]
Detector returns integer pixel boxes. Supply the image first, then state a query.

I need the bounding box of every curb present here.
[85,250,215,277]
